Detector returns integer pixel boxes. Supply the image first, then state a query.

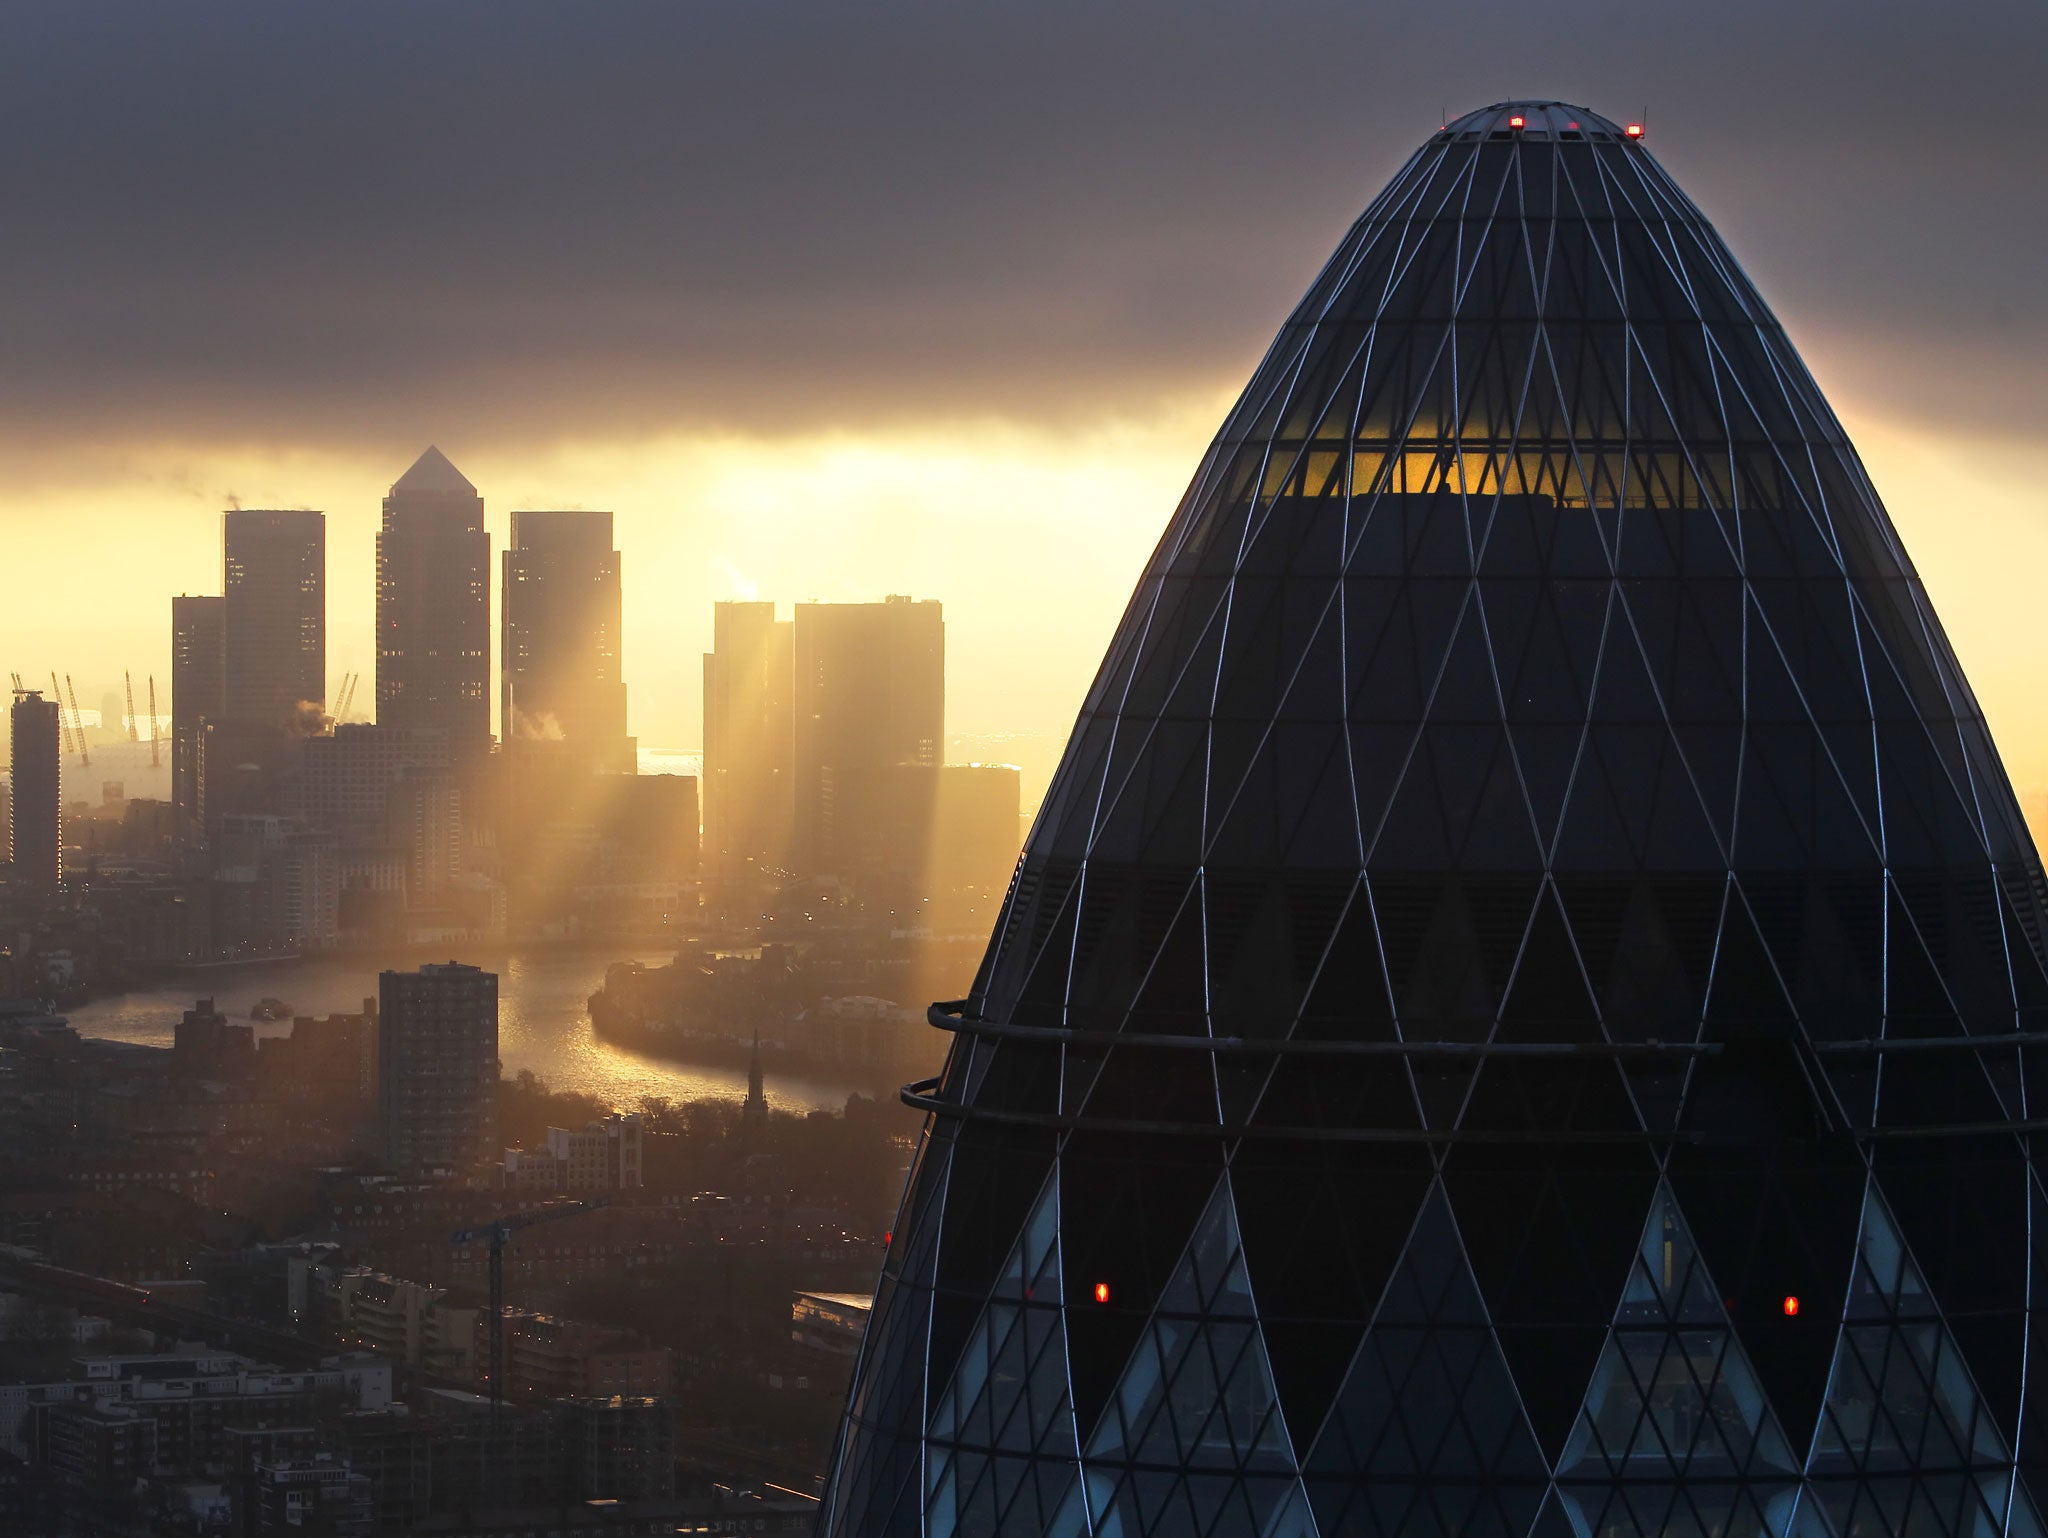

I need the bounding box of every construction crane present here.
[146,676,160,768]
[48,673,76,759]
[64,675,89,768]
[123,672,138,741]
[450,1197,609,1410]
[335,670,360,723]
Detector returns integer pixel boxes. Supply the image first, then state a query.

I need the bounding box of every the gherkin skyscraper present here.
[820,102,2048,1538]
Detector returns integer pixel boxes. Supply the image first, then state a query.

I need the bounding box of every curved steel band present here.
[924,1001,1725,1058]
[927,1003,2048,1058]
[897,1077,2048,1145]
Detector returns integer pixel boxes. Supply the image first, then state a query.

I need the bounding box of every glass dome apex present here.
[1440,100,1633,138]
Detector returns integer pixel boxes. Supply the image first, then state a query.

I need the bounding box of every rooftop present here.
[1437,100,1641,142]
[390,444,476,496]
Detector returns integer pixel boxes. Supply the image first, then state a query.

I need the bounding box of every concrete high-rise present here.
[702,601,794,877]
[792,595,943,873]
[379,961,497,1176]
[171,595,226,827]
[222,508,324,734]
[501,510,631,773]
[8,690,61,888]
[376,448,489,759]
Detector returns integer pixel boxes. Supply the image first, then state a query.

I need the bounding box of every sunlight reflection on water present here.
[63,947,884,1114]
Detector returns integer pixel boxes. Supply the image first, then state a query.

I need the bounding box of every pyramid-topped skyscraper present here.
[819,103,2048,1538]
[377,445,490,758]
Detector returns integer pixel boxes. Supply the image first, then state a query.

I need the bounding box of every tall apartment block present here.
[501,510,631,773]
[792,595,944,872]
[171,595,226,828]
[8,690,61,888]
[222,508,325,733]
[702,601,794,876]
[376,448,489,760]
[378,961,498,1176]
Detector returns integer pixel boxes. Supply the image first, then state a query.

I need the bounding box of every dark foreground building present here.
[820,103,2048,1538]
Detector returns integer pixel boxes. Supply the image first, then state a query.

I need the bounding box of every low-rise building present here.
[558,1396,675,1502]
[313,1268,479,1380]
[501,1113,643,1192]
[0,1348,392,1467]
[252,1455,375,1535]
[790,1290,872,1361]
[500,1313,672,1401]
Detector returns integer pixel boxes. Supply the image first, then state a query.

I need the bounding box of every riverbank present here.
[61,947,913,1115]
[587,1003,926,1098]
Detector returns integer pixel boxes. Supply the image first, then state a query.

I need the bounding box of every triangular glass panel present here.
[1086,1175,1298,1479]
[1304,1183,1547,1531]
[1811,1177,2040,1538]
[1558,1184,1800,1498]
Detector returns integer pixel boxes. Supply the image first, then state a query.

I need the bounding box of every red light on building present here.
[1508,115,1526,130]
[1782,1295,1800,1317]
[884,1231,892,1246]
[1625,123,1645,139]
[1093,1282,1111,1304]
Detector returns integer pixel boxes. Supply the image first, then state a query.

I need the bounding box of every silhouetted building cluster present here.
[0,446,708,955]
[703,596,1018,923]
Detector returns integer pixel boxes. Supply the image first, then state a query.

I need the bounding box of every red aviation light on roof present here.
[1625,123,1646,139]
[1093,1282,1111,1304]
[1782,1295,1801,1317]
[1507,115,1526,130]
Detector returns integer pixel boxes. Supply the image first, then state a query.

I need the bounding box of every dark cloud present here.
[0,0,2042,456]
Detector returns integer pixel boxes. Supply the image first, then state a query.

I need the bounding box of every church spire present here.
[742,1028,768,1132]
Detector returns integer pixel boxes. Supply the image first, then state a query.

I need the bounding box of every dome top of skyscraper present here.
[1437,100,1640,139]
[390,444,476,495]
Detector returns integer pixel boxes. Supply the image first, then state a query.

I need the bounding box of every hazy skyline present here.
[4,1,2045,822]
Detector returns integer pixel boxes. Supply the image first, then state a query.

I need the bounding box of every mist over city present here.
[2,4,2046,1537]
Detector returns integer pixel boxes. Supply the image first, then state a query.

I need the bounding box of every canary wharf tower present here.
[821,102,2048,1538]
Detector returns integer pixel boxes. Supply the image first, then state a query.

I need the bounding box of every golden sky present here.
[4,377,2046,842]
[2,3,2044,836]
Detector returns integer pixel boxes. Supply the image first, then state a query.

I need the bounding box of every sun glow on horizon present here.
[3,382,2045,852]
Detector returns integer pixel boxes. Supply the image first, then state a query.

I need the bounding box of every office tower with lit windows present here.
[376,447,490,759]
[8,690,61,888]
[379,961,498,1176]
[822,102,2048,1538]
[501,510,632,773]
[793,595,944,874]
[222,508,325,734]
[702,600,795,877]
[171,594,226,828]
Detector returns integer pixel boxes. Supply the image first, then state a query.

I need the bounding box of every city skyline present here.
[0,6,2041,1528]
[0,3,2042,839]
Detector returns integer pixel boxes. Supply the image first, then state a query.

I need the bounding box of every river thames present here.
[63,948,911,1115]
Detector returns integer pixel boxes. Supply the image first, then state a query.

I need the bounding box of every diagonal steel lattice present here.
[818,101,2048,1538]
